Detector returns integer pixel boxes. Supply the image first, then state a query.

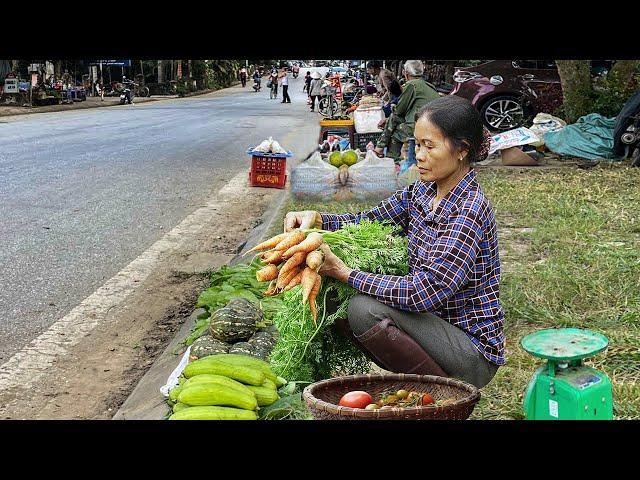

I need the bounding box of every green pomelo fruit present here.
[341,149,358,166]
[329,151,343,167]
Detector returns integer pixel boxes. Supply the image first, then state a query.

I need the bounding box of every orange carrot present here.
[308,274,322,325]
[243,232,289,256]
[274,230,306,252]
[305,249,324,271]
[263,280,277,296]
[301,267,318,305]
[309,300,318,326]
[282,269,304,292]
[260,250,285,265]
[282,232,324,259]
[256,264,278,282]
[276,265,303,291]
[278,252,307,282]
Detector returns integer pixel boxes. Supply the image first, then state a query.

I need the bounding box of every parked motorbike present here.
[613,91,640,167]
[119,78,135,104]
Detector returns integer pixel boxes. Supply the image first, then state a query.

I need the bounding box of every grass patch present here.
[278,162,640,419]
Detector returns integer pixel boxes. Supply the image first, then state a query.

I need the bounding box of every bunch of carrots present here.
[244,230,325,325]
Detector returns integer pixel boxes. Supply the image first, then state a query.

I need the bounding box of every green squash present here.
[209,298,261,342]
[189,334,230,361]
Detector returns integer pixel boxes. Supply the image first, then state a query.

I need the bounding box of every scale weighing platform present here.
[521,328,613,420]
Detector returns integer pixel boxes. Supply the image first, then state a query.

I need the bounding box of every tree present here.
[157,60,164,83]
[555,60,593,123]
[555,60,640,123]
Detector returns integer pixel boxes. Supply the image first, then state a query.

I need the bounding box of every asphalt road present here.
[0,68,328,362]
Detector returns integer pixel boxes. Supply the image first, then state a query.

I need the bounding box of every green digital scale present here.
[521,328,613,420]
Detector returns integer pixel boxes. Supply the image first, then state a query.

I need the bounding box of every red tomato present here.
[338,390,373,409]
[420,393,435,406]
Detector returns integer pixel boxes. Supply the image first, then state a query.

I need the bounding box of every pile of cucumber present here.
[167,353,286,420]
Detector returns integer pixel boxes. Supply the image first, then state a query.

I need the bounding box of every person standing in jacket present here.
[375,60,439,161]
[308,71,323,112]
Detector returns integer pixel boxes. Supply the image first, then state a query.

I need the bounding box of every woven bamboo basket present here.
[302,373,480,420]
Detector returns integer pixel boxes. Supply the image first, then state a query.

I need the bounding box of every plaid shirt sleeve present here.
[347,199,486,312]
[321,187,411,233]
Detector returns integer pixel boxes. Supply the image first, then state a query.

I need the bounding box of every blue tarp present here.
[543,113,625,161]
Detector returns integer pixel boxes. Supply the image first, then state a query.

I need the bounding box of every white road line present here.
[0,170,249,393]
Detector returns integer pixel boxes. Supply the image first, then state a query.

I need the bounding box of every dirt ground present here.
[0,187,280,419]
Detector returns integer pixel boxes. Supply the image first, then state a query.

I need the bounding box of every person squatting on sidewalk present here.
[283,96,503,388]
[279,68,291,103]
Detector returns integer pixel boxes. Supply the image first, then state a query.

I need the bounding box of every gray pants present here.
[347,294,499,388]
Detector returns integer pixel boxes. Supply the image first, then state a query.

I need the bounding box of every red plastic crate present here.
[248,155,287,188]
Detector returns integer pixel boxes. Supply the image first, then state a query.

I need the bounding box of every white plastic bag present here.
[270,138,287,154]
[348,150,398,200]
[160,345,191,398]
[529,113,566,141]
[291,151,340,200]
[252,136,288,154]
[253,137,272,153]
[397,164,421,188]
[354,107,384,133]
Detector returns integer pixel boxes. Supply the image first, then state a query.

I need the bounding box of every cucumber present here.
[262,378,277,390]
[246,385,279,406]
[178,383,258,411]
[197,354,278,383]
[169,385,183,403]
[172,402,190,413]
[183,374,253,396]
[169,406,258,420]
[183,358,265,386]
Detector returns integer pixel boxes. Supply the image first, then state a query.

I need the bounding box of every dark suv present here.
[450,60,564,131]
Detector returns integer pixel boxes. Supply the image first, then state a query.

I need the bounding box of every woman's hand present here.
[318,244,353,283]
[283,210,322,233]
[377,118,387,129]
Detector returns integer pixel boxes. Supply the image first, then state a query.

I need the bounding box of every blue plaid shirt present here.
[321,169,505,365]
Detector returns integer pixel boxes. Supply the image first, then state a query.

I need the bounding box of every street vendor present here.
[283,95,503,388]
[374,60,439,161]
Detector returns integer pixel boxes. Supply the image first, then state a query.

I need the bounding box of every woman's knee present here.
[347,294,383,336]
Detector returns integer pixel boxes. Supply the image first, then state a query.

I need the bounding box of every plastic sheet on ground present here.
[543,113,625,161]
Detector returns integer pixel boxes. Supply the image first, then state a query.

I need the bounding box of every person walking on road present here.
[309,71,323,112]
[304,71,312,94]
[279,68,291,103]
[239,67,247,88]
[269,69,279,99]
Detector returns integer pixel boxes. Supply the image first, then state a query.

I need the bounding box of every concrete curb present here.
[112,148,315,420]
